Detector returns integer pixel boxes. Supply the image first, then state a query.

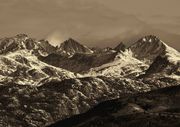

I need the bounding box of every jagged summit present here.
[129,35,167,62]
[88,35,180,79]
[59,38,93,55]
[129,35,180,67]
[62,38,80,46]
[0,34,29,54]
[139,35,160,43]
[0,34,76,85]
[0,34,57,56]
[38,39,57,53]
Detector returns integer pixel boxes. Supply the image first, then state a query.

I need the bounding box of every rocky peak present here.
[140,35,159,43]
[129,35,166,62]
[62,38,80,47]
[0,34,29,54]
[0,34,56,56]
[59,38,93,55]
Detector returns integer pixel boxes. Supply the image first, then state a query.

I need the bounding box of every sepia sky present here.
[0,0,180,50]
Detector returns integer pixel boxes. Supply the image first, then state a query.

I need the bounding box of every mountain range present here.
[0,34,179,127]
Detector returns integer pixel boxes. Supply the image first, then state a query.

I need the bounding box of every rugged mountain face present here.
[58,38,93,55]
[0,34,28,54]
[38,39,58,54]
[0,34,179,87]
[114,42,126,52]
[0,34,179,127]
[137,40,180,86]
[0,34,76,85]
[0,50,76,85]
[39,39,118,73]
[142,55,179,78]
[40,52,117,73]
[88,35,180,81]
[139,56,180,87]
[48,85,180,127]
[88,50,148,78]
[0,34,56,56]
[129,35,166,63]
[129,35,180,63]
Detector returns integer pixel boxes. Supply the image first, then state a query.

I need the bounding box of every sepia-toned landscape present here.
[0,0,179,127]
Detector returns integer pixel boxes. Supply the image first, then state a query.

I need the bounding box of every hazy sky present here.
[0,0,180,50]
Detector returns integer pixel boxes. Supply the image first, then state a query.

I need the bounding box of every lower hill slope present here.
[48,85,180,127]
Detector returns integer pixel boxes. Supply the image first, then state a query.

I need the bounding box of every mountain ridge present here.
[58,38,94,56]
[0,34,179,85]
[0,34,179,127]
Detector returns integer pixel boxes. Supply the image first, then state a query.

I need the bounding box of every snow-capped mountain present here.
[162,41,180,64]
[0,34,76,85]
[129,35,166,63]
[58,38,94,55]
[0,34,57,57]
[134,37,180,85]
[0,50,76,85]
[88,35,180,82]
[143,41,180,76]
[0,34,178,85]
[129,35,180,64]
[0,34,179,127]
[88,49,148,78]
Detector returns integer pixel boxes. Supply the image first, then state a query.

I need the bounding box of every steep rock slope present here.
[0,50,76,85]
[129,35,166,63]
[40,52,117,73]
[88,35,180,81]
[0,34,56,56]
[40,38,119,73]
[0,34,76,85]
[58,38,93,56]
[129,35,180,64]
[138,39,180,86]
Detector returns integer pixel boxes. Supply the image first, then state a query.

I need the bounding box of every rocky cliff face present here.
[129,35,166,63]
[0,34,76,85]
[0,34,56,56]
